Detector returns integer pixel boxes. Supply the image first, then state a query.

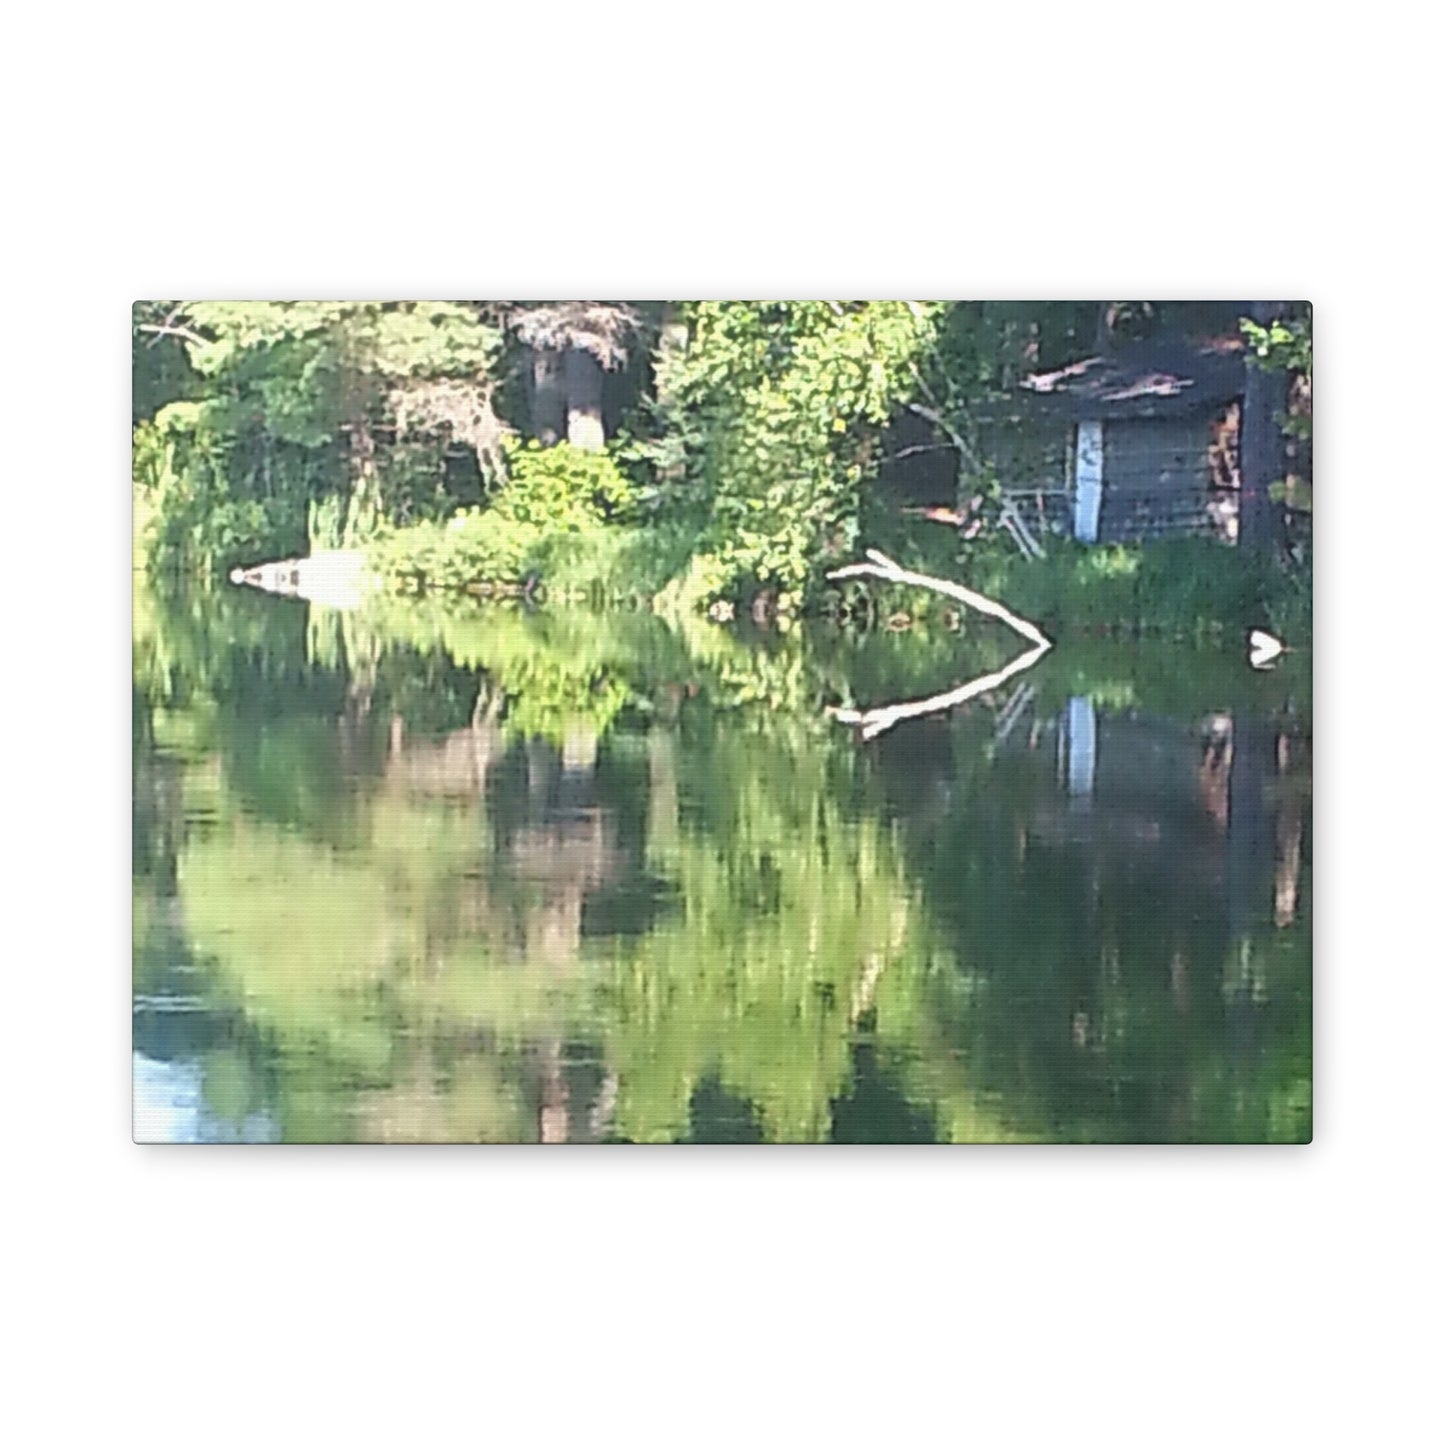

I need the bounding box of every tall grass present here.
[368,504,1311,646]
[368,515,702,609]
[962,537,1310,643]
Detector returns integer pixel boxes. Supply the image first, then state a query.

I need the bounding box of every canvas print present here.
[132,301,1312,1143]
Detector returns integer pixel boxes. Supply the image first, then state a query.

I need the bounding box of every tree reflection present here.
[132,583,1311,1142]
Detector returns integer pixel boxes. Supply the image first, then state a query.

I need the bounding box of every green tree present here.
[1239,301,1292,554]
[133,302,505,575]
[1241,303,1313,524]
[658,301,944,607]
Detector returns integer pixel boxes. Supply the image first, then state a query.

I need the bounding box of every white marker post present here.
[1074,419,1104,543]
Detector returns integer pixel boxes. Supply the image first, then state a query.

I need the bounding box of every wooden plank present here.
[1074,420,1104,542]
[999,497,1046,559]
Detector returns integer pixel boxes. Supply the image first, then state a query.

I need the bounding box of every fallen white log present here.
[830,640,1052,742]
[827,549,1053,651]
[825,550,1053,741]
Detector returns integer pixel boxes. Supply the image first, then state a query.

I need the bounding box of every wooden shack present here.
[978,338,1246,545]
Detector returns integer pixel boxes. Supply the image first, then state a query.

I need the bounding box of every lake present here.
[132,582,1311,1143]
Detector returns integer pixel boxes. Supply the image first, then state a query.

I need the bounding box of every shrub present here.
[370,509,542,592]
[495,440,635,531]
[368,442,666,598]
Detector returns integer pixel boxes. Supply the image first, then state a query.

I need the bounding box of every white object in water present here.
[230,550,377,610]
[1060,695,1097,807]
[294,550,375,609]
[1249,629,1285,669]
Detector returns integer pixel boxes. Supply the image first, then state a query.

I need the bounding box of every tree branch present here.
[824,551,1053,741]
[829,640,1051,743]
[136,322,211,348]
[884,441,956,463]
[906,356,982,469]
[827,549,1053,650]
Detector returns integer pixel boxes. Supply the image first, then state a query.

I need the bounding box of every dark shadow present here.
[831,1042,937,1143]
[686,1075,765,1143]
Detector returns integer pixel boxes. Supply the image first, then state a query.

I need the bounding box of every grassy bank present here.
[958,537,1312,644]
[368,513,701,609]
[362,468,1310,647]
[368,519,1311,643]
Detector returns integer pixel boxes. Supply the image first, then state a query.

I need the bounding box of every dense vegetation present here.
[133,300,1313,631]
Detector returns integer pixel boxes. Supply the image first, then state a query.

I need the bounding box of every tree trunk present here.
[654,303,689,404]
[1240,301,1289,554]
[539,1039,569,1144]
[564,346,606,451]
[530,346,566,445]
[1226,714,1271,941]
[1095,301,1117,353]
[343,419,380,543]
[654,305,690,489]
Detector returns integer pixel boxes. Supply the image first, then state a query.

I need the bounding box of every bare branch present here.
[827,549,1053,651]
[884,442,956,463]
[824,551,1053,741]
[905,400,979,471]
[136,322,211,348]
[140,305,185,348]
[390,377,511,478]
[829,640,1051,742]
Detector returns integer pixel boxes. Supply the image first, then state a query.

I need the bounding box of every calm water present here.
[132,583,1311,1143]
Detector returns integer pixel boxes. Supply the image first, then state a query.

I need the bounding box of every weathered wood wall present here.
[1098,490,1222,543]
[1098,417,1224,543]
[952,409,1245,545]
[979,414,1072,495]
[1104,418,1212,492]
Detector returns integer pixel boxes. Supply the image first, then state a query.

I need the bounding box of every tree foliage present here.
[134,300,1313,608]
[133,302,505,576]
[657,301,944,604]
[1240,306,1313,440]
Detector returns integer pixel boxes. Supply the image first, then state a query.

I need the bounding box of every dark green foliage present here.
[367,440,648,597]
[132,304,201,422]
[133,399,312,577]
[931,301,1098,393]
[1241,306,1312,437]
[495,439,636,530]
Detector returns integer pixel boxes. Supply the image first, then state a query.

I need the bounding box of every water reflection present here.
[133,582,1311,1142]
